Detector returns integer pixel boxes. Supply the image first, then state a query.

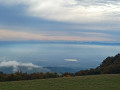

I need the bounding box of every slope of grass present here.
[0,74,120,90]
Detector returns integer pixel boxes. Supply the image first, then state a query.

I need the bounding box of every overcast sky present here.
[0,0,120,42]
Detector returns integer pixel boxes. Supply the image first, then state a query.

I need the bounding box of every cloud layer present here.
[0,61,50,72]
[0,0,120,42]
[0,0,120,23]
[0,29,114,41]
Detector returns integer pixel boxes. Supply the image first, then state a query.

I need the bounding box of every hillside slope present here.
[76,54,120,76]
[0,74,120,90]
[98,54,120,74]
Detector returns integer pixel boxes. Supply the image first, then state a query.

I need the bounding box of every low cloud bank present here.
[0,61,50,73]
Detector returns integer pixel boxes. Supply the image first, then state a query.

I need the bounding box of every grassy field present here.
[0,74,120,90]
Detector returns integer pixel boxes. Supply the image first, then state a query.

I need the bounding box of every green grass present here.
[0,74,120,90]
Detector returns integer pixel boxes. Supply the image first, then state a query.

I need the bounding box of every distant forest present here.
[0,54,120,82]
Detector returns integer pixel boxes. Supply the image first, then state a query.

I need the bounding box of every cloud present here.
[70,23,120,31]
[64,59,78,62]
[0,29,115,41]
[0,0,120,23]
[0,61,50,72]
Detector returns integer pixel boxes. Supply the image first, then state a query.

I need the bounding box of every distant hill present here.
[76,54,120,75]
[1,41,120,46]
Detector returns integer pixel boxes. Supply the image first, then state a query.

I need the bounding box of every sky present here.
[0,0,120,42]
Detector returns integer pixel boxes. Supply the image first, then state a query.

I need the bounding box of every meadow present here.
[0,74,120,90]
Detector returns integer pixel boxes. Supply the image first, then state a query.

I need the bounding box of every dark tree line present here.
[0,72,59,82]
